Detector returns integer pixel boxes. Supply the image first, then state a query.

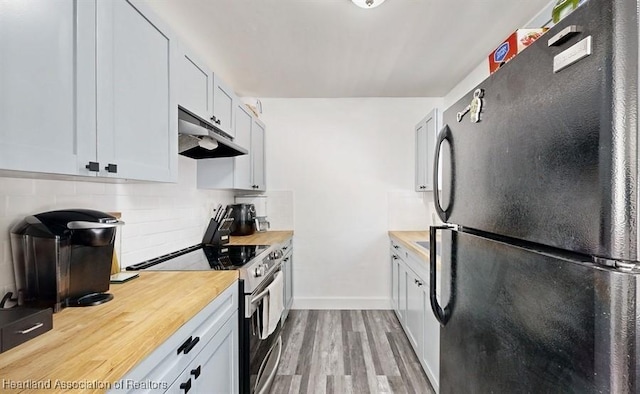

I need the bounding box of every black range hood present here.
[178,106,248,159]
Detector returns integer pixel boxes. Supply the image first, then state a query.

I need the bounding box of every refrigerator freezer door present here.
[437,0,640,263]
[437,229,639,393]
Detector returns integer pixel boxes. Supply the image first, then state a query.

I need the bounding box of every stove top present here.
[126,244,271,271]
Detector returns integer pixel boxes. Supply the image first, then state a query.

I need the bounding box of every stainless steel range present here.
[127,240,289,394]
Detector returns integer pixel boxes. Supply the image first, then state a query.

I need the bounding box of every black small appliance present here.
[10,209,119,312]
[227,204,256,236]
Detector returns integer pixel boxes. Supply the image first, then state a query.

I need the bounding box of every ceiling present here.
[144,0,552,98]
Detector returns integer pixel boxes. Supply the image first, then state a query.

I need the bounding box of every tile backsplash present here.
[0,157,234,297]
[387,190,437,230]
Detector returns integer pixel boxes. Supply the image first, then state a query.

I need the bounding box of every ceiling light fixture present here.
[351,0,386,9]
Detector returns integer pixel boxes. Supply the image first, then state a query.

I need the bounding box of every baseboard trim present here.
[291,297,392,310]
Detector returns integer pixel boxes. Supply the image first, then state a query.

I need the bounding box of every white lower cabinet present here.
[405,267,425,353]
[166,314,238,394]
[390,239,440,392]
[282,243,294,321]
[422,285,440,391]
[111,283,238,393]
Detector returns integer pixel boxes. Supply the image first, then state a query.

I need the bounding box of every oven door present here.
[246,265,284,394]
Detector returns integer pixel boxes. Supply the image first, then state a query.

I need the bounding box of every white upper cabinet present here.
[0,0,97,176]
[0,0,177,182]
[415,108,439,192]
[197,104,267,192]
[212,75,236,138]
[96,0,178,182]
[251,119,266,191]
[177,46,213,122]
[233,104,254,189]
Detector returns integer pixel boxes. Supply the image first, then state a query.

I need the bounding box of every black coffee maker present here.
[10,209,119,312]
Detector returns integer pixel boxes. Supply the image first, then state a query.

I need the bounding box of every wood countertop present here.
[388,231,431,261]
[228,230,293,245]
[0,271,238,393]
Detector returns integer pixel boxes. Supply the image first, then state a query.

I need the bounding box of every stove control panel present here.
[254,264,266,277]
[268,249,283,260]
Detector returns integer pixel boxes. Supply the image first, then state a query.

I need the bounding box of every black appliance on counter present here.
[127,221,288,394]
[10,209,119,313]
[431,0,640,392]
[227,203,256,236]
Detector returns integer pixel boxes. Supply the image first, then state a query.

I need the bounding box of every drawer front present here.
[113,282,238,393]
[1,309,53,353]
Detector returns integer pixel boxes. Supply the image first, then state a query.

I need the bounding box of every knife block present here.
[202,218,233,246]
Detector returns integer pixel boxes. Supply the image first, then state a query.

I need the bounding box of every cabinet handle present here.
[177,336,193,355]
[416,280,424,287]
[17,322,43,334]
[191,365,201,379]
[393,245,399,249]
[392,255,398,260]
[85,162,99,172]
[180,379,192,393]
[104,163,118,173]
[183,336,200,354]
[283,246,288,250]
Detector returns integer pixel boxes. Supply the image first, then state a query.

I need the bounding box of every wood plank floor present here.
[270,310,435,394]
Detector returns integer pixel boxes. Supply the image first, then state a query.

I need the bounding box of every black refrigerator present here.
[430,0,640,392]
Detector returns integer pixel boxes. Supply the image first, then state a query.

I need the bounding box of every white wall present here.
[260,98,442,309]
[0,157,233,297]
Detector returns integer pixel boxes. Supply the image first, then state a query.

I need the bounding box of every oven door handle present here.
[245,288,270,319]
[245,265,283,318]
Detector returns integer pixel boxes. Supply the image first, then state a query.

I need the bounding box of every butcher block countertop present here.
[0,271,238,392]
[229,230,293,245]
[389,231,431,261]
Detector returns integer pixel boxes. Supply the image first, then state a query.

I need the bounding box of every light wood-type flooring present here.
[270,310,435,394]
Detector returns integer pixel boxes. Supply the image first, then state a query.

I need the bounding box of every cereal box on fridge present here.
[488,28,548,74]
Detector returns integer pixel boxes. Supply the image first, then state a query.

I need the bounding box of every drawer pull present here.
[183,336,200,354]
[180,379,192,393]
[17,322,43,334]
[191,365,201,379]
[177,336,193,355]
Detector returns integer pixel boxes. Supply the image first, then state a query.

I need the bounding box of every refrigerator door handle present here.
[433,124,454,222]
[430,225,454,326]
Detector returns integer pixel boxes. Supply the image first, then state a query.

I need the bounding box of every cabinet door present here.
[233,104,253,190]
[405,270,424,354]
[251,119,266,191]
[0,0,97,176]
[422,284,440,391]
[284,253,293,311]
[177,45,213,121]
[96,0,177,182]
[391,253,399,311]
[397,262,407,324]
[415,121,427,191]
[167,312,239,394]
[212,75,235,137]
[415,108,438,192]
